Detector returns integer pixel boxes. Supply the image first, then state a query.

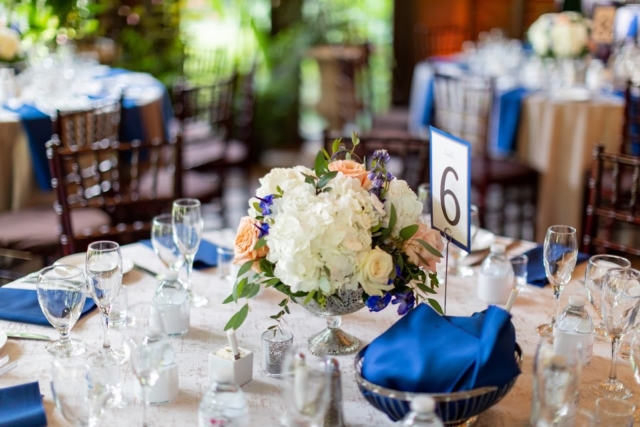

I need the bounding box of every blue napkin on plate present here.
[0,288,96,326]
[140,238,220,269]
[0,382,47,427]
[362,304,520,393]
[524,245,590,287]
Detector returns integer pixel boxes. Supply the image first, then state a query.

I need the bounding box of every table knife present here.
[6,332,51,341]
[133,263,161,280]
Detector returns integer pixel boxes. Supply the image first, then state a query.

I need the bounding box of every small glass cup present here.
[574,409,596,427]
[109,286,128,328]
[417,183,431,226]
[595,397,635,426]
[217,247,235,282]
[510,254,528,291]
[262,329,294,377]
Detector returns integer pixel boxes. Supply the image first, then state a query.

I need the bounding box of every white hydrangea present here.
[382,179,422,236]
[248,166,315,218]
[265,172,383,294]
[528,12,589,59]
[0,27,21,62]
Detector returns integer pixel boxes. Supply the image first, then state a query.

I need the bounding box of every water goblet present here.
[37,265,87,357]
[591,268,640,399]
[86,241,126,365]
[583,255,631,342]
[172,198,207,307]
[151,214,184,271]
[447,205,479,278]
[536,225,578,337]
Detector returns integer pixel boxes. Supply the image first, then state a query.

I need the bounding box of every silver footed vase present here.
[295,288,365,356]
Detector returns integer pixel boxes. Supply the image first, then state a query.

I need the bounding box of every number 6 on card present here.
[429,126,472,252]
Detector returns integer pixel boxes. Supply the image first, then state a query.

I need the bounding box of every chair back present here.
[53,97,123,149]
[47,136,182,255]
[183,48,229,83]
[583,145,640,256]
[232,65,256,162]
[414,24,466,63]
[621,81,640,156]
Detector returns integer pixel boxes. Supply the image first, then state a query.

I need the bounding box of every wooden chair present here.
[432,71,538,238]
[54,97,123,149]
[183,48,229,83]
[414,24,467,63]
[582,145,640,257]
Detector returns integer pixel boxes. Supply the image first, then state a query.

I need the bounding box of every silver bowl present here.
[354,344,523,426]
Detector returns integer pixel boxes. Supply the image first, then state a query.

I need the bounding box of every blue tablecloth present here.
[3,68,173,191]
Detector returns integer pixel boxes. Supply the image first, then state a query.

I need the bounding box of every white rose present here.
[0,27,21,61]
[355,247,394,297]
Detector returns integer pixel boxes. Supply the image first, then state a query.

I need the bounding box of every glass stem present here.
[142,385,149,427]
[101,311,111,350]
[59,329,70,346]
[185,254,195,293]
[552,286,562,325]
[609,337,621,381]
[327,315,341,330]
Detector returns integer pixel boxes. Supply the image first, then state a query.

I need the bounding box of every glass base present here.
[537,322,553,338]
[308,327,360,356]
[188,290,208,307]
[448,265,474,278]
[88,347,127,366]
[590,379,633,399]
[46,338,86,357]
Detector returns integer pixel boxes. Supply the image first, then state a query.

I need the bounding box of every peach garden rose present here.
[328,159,370,187]
[233,216,268,271]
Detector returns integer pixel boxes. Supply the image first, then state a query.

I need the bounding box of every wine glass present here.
[51,356,110,427]
[592,268,640,399]
[172,198,207,307]
[37,265,87,356]
[86,241,126,365]
[536,225,578,337]
[151,214,184,271]
[124,303,168,427]
[584,255,631,342]
[281,347,331,427]
[447,205,479,278]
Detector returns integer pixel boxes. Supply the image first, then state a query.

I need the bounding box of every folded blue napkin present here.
[0,382,47,427]
[525,245,590,287]
[140,238,220,269]
[362,304,520,393]
[0,288,96,326]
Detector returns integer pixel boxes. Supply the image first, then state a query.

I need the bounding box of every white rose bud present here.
[356,247,394,296]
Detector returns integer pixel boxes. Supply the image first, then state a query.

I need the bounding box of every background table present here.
[1,233,637,426]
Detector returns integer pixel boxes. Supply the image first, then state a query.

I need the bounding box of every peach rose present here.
[328,160,370,187]
[404,223,444,272]
[233,216,268,271]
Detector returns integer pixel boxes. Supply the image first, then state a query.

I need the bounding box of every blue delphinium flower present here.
[254,222,270,238]
[366,292,392,312]
[392,291,416,315]
[257,195,275,216]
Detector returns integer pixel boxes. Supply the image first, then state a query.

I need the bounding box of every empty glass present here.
[37,265,87,357]
[417,183,431,226]
[217,247,234,282]
[172,198,207,307]
[583,255,631,342]
[537,225,578,337]
[86,241,125,365]
[151,214,184,271]
[595,397,635,426]
[592,268,640,399]
[574,409,596,427]
[109,286,128,329]
[510,254,528,291]
[447,205,479,278]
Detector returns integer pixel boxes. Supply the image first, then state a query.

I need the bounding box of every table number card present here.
[429,126,472,252]
[592,5,616,44]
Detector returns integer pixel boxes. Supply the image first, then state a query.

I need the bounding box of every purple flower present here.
[257,195,274,216]
[392,291,416,315]
[254,222,270,238]
[367,171,377,181]
[373,178,384,188]
[386,172,395,181]
[366,292,392,312]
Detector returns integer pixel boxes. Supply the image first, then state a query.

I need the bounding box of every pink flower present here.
[404,224,444,272]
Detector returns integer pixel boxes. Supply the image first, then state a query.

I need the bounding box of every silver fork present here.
[0,355,8,368]
[0,360,17,377]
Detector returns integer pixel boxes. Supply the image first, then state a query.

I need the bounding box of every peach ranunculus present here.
[328,159,370,187]
[233,216,269,270]
[404,223,444,272]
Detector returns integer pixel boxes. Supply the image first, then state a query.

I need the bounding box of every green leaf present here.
[388,204,397,232]
[237,260,254,278]
[267,325,278,330]
[263,278,280,287]
[323,265,331,278]
[278,298,288,307]
[322,187,332,193]
[318,171,338,189]
[305,176,316,187]
[233,277,248,303]
[244,282,261,299]
[224,304,249,331]
[276,186,283,196]
[303,290,316,305]
[416,281,437,294]
[284,305,290,314]
[332,138,340,154]
[346,152,351,160]
[315,151,327,176]
[222,294,234,304]
[321,148,331,161]
[399,224,419,241]
[416,239,443,258]
[252,202,261,212]
[352,130,360,146]
[428,298,444,315]
[254,237,267,250]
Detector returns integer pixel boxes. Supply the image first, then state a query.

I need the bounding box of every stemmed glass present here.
[86,241,126,365]
[584,255,631,342]
[628,329,640,421]
[447,205,479,278]
[151,214,185,271]
[37,265,87,356]
[172,198,207,307]
[124,303,168,427]
[417,183,431,226]
[592,268,640,399]
[536,225,578,337]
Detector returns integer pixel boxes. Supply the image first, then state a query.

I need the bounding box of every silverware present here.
[6,332,51,341]
[133,263,161,280]
[0,355,8,368]
[0,360,17,377]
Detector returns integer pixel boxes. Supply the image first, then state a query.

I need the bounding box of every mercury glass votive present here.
[262,329,294,377]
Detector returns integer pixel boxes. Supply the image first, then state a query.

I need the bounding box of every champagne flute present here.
[536,225,578,337]
[172,198,207,307]
[592,268,640,399]
[37,265,87,356]
[86,241,126,365]
[124,303,168,427]
[584,255,631,342]
[447,205,479,278]
[151,214,185,271]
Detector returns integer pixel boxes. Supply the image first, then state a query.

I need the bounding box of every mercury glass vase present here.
[295,288,365,356]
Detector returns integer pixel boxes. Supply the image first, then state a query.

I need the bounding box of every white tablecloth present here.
[1,234,638,426]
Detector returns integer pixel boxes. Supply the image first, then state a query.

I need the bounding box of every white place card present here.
[429,126,472,252]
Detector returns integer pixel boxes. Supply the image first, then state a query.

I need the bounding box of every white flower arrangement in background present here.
[528,12,590,59]
[0,27,22,62]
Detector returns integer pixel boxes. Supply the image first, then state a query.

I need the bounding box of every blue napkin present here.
[362,304,520,393]
[140,238,220,269]
[493,87,527,156]
[0,288,96,326]
[628,15,639,39]
[0,382,47,427]
[524,245,590,287]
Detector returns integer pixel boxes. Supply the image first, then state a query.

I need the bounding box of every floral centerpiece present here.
[528,12,590,59]
[0,26,23,64]
[222,133,444,345]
